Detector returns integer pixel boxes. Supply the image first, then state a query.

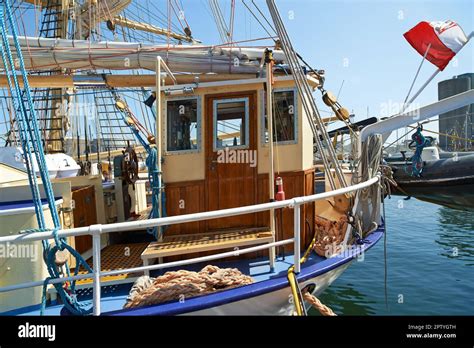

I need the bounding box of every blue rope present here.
[3,5,60,228]
[0,1,92,315]
[146,147,165,239]
[410,127,431,177]
[112,92,166,239]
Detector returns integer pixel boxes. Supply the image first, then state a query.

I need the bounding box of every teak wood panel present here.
[164,180,206,236]
[162,168,315,251]
[257,168,315,251]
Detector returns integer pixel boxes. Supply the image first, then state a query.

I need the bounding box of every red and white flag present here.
[403,20,468,70]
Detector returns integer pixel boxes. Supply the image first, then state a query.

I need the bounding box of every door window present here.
[213,98,249,150]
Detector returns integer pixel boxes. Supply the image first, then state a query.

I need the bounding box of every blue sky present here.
[182,0,473,139]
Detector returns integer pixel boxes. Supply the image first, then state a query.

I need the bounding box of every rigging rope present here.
[242,0,276,44]
[266,0,347,190]
[0,0,92,315]
[109,89,164,239]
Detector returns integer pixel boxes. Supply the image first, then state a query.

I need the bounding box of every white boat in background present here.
[0,147,79,179]
[47,152,81,178]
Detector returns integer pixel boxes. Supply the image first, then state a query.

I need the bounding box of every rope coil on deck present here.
[124,265,253,309]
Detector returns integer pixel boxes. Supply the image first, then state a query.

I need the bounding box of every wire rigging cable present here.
[266,0,347,190]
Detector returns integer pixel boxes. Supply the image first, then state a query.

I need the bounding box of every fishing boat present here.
[0,0,472,317]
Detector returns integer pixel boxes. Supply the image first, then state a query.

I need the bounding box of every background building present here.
[438,73,474,151]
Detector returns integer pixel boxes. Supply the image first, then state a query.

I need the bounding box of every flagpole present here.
[403,43,432,109]
[402,68,440,112]
[401,31,474,113]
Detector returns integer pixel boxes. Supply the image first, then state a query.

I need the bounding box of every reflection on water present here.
[309,199,474,315]
[314,284,379,316]
[436,207,474,266]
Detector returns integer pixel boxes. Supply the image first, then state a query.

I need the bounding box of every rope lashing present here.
[379,164,398,198]
[0,1,92,315]
[41,236,93,315]
[409,126,431,177]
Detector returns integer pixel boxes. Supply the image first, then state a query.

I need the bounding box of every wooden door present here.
[72,185,97,254]
[205,91,258,231]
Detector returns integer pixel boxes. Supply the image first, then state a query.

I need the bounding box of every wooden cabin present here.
[156,74,321,258]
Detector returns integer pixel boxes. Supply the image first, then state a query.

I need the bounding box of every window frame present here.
[164,95,202,155]
[213,97,250,151]
[261,87,299,146]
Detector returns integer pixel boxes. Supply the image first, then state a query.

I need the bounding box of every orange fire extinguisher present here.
[275,176,285,201]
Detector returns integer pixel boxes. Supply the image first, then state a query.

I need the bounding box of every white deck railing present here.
[0,175,380,315]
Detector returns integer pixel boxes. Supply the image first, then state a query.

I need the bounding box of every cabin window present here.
[262,89,298,144]
[213,97,250,150]
[166,97,200,153]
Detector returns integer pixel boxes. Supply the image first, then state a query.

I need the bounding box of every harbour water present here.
[316,198,474,315]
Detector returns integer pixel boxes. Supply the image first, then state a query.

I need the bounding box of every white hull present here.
[187,263,350,315]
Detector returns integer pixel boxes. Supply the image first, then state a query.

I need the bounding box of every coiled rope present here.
[124,265,253,309]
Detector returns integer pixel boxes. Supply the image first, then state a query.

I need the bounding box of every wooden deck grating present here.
[72,243,148,286]
[142,227,273,259]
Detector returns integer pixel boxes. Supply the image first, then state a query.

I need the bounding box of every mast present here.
[38,0,70,153]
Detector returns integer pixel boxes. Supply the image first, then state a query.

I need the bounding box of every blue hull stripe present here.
[106,226,384,316]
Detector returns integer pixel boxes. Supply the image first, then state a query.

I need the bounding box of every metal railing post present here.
[90,224,102,316]
[293,201,301,274]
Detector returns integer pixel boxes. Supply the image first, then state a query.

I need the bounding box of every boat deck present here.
[74,243,149,286]
[11,250,305,316]
[2,228,384,316]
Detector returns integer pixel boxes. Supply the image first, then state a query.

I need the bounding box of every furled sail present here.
[5,36,286,74]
